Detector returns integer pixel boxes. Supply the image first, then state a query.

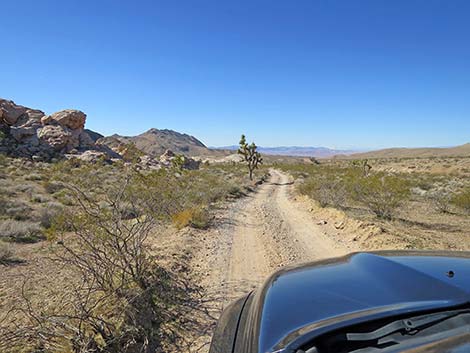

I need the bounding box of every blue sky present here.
[1,0,469,149]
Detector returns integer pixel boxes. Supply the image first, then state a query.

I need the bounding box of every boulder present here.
[78,131,95,148]
[16,109,45,126]
[0,99,28,125]
[159,149,200,170]
[138,155,161,170]
[10,126,39,142]
[159,149,176,166]
[74,150,110,163]
[38,125,79,152]
[45,109,86,130]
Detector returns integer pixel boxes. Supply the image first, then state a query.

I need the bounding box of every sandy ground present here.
[185,169,353,351]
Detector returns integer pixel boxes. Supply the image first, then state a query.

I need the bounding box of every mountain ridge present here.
[213,145,357,158]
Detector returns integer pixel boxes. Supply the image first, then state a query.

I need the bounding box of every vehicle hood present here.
[249,251,470,353]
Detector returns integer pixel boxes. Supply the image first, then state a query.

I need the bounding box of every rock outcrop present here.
[159,149,200,170]
[0,98,205,169]
[0,98,114,161]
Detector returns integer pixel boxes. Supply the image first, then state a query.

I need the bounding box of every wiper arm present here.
[346,309,470,342]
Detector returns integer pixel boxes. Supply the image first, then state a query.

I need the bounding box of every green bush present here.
[353,173,410,220]
[299,177,347,208]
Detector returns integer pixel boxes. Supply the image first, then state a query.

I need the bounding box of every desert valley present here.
[0,98,469,352]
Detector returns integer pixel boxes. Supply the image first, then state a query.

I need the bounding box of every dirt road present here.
[186,169,351,351]
[224,169,346,300]
[195,169,347,307]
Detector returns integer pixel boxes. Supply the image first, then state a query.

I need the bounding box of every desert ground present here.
[1,154,469,352]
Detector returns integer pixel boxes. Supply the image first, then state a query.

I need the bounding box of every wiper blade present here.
[346,309,470,342]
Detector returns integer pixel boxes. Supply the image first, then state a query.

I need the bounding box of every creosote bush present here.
[6,170,213,353]
[299,177,347,208]
[352,173,410,220]
[280,163,412,220]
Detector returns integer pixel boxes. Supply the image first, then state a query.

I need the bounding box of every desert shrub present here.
[352,173,410,220]
[0,195,7,214]
[13,182,37,194]
[119,201,142,220]
[4,200,32,220]
[428,190,452,213]
[24,173,43,181]
[43,180,65,194]
[227,185,245,198]
[53,189,75,205]
[0,241,15,265]
[7,172,210,353]
[299,178,347,208]
[172,207,210,230]
[0,219,43,242]
[452,188,470,214]
[31,194,49,203]
[37,203,63,228]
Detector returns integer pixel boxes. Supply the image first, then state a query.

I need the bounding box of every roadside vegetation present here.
[0,155,268,353]
[277,157,470,249]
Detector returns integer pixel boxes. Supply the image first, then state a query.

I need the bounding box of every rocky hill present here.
[0,98,215,168]
[338,143,470,159]
[0,98,117,161]
[98,128,224,157]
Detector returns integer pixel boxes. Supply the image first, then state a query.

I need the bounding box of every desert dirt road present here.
[223,169,347,301]
[189,169,350,351]
[196,169,347,309]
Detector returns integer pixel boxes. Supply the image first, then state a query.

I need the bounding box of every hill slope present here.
[98,128,222,157]
[340,143,470,159]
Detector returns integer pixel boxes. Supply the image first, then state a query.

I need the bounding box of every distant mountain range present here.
[213,146,358,158]
[340,143,470,159]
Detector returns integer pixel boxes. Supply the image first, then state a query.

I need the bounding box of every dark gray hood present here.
[245,251,470,353]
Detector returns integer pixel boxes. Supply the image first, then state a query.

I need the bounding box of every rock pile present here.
[0,99,111,161]
[159,149,200,170]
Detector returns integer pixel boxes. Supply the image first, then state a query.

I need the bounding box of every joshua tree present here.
[238,134,262,180]
[353,159,372,176]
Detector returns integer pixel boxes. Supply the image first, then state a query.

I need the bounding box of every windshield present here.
[298,308,470,353]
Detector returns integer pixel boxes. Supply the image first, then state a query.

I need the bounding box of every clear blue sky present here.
[1,0,469,149]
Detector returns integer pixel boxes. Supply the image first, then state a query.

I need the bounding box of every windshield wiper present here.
[346,309,470,342]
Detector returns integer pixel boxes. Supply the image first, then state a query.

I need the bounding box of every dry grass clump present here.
[172,208,210,230]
